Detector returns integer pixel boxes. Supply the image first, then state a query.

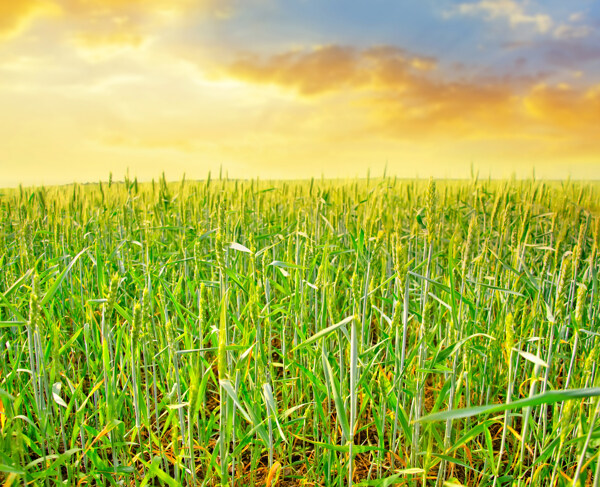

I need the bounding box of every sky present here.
[1,0,600,186]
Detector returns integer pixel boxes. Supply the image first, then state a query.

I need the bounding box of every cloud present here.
[224,46,365,95]
[502,31,600,69]
[0,0,57,38]
[553,24,592,40]
[60,0,231,17]
[449,0,553,33]
[217,44,600,146]
[524,82,600,130]
[63,0,237,55]
[0,0,233,44]
[72,31,145,49]
[69,12,147,52]
[544,42,600,68]
[223,45,437,96]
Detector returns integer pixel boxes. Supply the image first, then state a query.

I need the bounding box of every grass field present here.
[0,175,599,486]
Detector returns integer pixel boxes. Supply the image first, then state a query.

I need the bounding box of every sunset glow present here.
[1,0,599,185]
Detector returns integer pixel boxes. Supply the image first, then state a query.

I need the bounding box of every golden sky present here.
[1,0,599,185]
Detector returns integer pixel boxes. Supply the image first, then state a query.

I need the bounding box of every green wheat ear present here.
[504,312,515,365]
[29,273,41,328]
[105,273,120,315]
[425,177,437,244]
[574,284,587,326]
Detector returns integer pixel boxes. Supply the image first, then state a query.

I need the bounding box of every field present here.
[0,175,599,486]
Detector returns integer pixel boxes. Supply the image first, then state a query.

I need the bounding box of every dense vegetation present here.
[0,176,599,486]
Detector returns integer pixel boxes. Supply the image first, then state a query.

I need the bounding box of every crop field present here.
[0,176,599,486]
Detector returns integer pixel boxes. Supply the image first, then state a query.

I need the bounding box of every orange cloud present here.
[0,0,54,38]
[225,46,364,95]
[524,83,600,131]
[224,45,437,96]
[220,44,600,147]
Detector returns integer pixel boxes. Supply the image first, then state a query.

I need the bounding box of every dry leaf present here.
[265,461,282,487]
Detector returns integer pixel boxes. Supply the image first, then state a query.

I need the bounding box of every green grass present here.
[0,174,599,486]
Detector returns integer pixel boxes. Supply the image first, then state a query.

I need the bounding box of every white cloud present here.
[450,0,553,33]
[568,12,584,22]
[553,23,592,40]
